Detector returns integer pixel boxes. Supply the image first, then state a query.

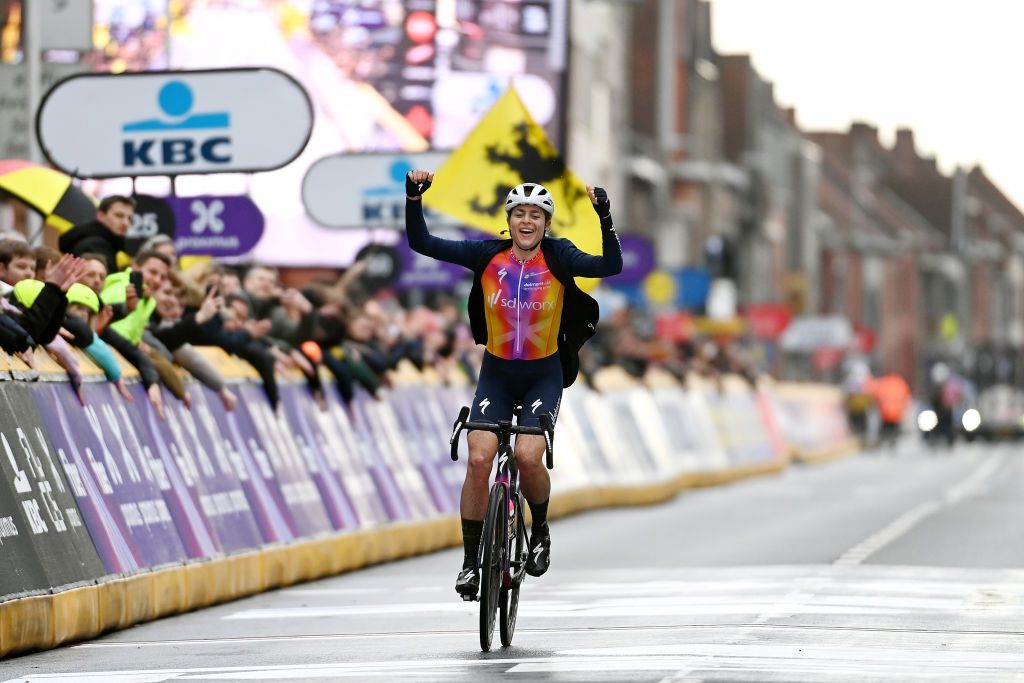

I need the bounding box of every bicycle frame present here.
[449,404,554,650]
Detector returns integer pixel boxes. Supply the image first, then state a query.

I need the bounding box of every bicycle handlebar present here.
[449,406,555,469]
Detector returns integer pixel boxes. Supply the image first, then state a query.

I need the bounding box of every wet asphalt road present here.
[4,439,1024,682]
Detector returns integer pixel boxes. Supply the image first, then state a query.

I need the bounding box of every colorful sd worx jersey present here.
[481,248,564,360]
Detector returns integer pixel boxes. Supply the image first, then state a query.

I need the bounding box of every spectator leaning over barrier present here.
[87,250,167,419]
[63,282,134,401]
[240,265,325,407]
[175,268,282,410]
[59,195,134,273]
[149,274,237,411]
[102,249,225,412]
[0,309,34,358]
[0,241,88,395]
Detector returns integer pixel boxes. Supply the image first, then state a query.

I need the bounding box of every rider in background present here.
[405,170,622,599]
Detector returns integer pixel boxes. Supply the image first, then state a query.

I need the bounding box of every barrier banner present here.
[232,389,331,540]
[361,396,441,520]
[347,392,413,522]
[701,380,777,465]
[421,385,471,510]
[623,390,684,474]
[0,384,106,600]
[545,386,596,492]
[279,386,361,531]
[562,386,619,482]
[34,383,190,572]
[754,388,790,460]
[772,384,853,458]
[435,385,475,497]
[679,387,731,470]
[648,386,722,472]
[311,392,390,528]
[155,388,265,553]
[385,388,455,515]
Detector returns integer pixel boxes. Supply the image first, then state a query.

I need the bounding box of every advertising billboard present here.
[38,69,313,178]
[80,0,568,266]
[303,151,451,229]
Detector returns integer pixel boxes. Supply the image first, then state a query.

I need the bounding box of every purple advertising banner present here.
[33,383,189,572]
[607,234,655,285]
[153,388,266,553]
[170,195,264,258]
[311,391,390,528]
[358,395,441,520]
[383,388,455,515]
[231,385,334,538]
[347,390,413,522]
[277,384,359,531]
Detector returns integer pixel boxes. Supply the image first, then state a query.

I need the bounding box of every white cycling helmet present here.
[505,183,555,218]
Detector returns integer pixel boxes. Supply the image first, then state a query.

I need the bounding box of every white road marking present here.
[282,588,387,596]
[26,565,1024,681]
[834,453,1005,567]
[12,643,1024,682]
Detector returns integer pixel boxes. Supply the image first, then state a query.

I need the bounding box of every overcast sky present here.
[711,0,1024,211]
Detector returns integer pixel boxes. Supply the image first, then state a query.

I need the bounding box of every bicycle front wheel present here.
[500,492,526,647]
[479,484,507,652]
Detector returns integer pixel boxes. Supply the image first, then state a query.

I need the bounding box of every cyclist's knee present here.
[467,449,496,472]
[515,437,545,470]
[467,432,498,473]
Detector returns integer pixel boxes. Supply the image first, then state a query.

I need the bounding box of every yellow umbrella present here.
[0,159,97,232]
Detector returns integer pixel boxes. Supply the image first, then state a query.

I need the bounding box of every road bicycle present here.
[450,403,554,651]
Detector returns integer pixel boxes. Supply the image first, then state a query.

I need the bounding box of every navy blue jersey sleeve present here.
[557,215,623,278]
[406,199,484,269]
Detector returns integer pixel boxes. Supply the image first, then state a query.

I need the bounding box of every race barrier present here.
[0,348,857,658]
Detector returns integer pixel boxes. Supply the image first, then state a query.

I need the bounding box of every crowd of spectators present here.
[0,195,488,417]
[1,195,764,418]
[580,306,764,391]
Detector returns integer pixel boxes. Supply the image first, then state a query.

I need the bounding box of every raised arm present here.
[405,170,482,269]
[559,186,623,278]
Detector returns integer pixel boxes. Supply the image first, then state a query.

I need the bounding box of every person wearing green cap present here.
[1,241,86,349]
[83,251,167,419]
[1,244,89,400]
[64,282,133,402]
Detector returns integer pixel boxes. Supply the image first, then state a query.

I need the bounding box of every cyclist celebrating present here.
[405,170,622,599]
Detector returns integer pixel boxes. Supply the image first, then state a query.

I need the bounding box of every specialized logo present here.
[122,81,232,168]
[190,199,225,234]
[531,399,543,414]
[498,267,508,284]
[478,398,491,414]
[532,545,545,564]
[487,291,501,307]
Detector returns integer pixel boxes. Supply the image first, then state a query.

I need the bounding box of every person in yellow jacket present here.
[99,249,173,418]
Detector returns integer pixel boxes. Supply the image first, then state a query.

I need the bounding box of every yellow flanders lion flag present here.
[424,86,602,289]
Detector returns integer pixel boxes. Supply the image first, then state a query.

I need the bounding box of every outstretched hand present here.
[195,285,224,325]
[406,170,434,199]
[45,254,88,292]
[587,186,611,218]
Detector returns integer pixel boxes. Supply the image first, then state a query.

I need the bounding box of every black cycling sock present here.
[529,498,549,535]
[461,518,484,570]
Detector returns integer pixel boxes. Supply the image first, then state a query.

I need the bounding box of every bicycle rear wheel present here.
[499,493,526,647]
[479,484,507,652]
